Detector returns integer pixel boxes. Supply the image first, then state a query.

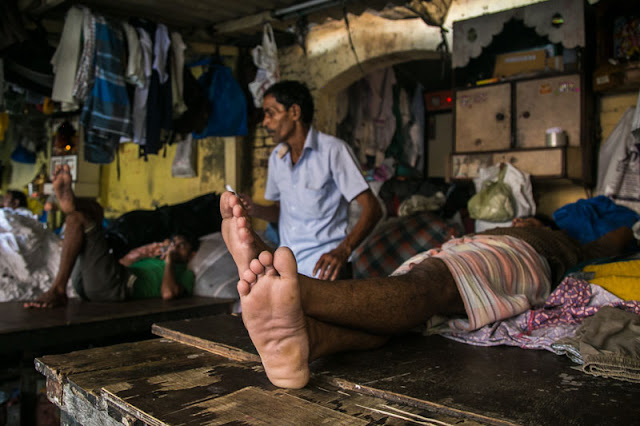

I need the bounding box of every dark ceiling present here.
[20,0,397,47]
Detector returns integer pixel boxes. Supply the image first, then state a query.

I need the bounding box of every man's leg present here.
[238,248,388,389]
[222,192,465,388]
[24,165,99,308]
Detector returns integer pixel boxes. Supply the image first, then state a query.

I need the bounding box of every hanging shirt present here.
[170,31,187,117]
[80,16,132,163]
[131,26,153,146]
[122,22,145,88]
[50,6,83,110]
[72,7,95,104]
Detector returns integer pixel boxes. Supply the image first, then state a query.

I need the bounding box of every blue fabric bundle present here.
[553,195,639,244]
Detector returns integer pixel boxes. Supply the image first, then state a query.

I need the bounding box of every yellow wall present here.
[99,138,226,218]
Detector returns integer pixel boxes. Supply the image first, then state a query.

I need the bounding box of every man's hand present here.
[313,244,351,281]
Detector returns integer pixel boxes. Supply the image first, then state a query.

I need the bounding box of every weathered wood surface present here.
[152,314,259,362]
[37,338,484,425]
[154,314,640,426]
[0,297,233,355]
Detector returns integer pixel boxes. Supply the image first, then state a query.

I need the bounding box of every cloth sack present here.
[468,165,515,222]
[171,133,196,178]
[248,23,279,108]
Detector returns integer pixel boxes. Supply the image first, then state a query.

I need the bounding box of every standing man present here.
[239,80,382,280]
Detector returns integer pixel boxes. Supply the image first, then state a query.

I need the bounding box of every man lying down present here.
[24,165,200,308]
[220,191,636,389]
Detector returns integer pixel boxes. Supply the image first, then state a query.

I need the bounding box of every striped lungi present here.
[392,234,551,332]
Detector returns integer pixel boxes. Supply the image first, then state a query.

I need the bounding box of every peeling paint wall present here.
[99,138,226,218]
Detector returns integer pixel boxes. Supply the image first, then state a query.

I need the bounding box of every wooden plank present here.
[314,334,640,426]
[0,297,233,355]
[152,314,259,362]
[152,315,640,426]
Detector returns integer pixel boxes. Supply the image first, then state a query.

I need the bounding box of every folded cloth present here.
[553,306,640,383]
[584,259,640,301]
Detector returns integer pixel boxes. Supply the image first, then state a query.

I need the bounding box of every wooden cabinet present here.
[450,0,593,184]
[452,74,588,181]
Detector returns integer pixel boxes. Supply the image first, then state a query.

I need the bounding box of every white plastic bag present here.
[596,106,640,214]
[473,163,536,232]
[248,23,279,108]
[171,134,197,178]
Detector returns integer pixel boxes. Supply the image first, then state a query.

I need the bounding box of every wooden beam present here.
[212,10,273,34]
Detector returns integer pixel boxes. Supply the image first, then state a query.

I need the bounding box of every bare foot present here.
[220,191,258,277]
[238,248,310,389]
[52,164,75,214]
[23,287,68,309]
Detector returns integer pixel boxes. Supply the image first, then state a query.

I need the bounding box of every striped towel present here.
[392,234,551,332]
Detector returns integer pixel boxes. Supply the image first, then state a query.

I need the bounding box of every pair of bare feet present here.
[221,192,311,389]
[23,165,76,309]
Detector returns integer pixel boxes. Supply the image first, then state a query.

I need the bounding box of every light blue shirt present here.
[265,127,369,277]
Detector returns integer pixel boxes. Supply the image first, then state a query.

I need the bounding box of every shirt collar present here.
[276,126,316,160]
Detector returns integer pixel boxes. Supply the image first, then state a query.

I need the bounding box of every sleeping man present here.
[220,191,636,389]
[24,165,198,308]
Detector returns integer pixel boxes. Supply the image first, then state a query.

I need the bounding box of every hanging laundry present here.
[50,6,83,110]
[80,16,132,164]
[170,32,187,117]
[131,25,153,147]
[144,23,173,156]
[72,7,96,104]
[122,22,146,88]
[192,61,248,138]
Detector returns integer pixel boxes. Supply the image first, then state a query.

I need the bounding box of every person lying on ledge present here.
[24,165,198,309]
[220,191,636,389]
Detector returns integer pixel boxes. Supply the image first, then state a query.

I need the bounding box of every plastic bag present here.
[171,133,196,178]
[468,165,515,222]
[596,106,640,214]
[248,23,279,108]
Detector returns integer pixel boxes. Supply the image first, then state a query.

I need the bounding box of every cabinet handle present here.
[510,156,517,163]
[474,138,482,146]
[496,113,505,121]
[522,111,530,119]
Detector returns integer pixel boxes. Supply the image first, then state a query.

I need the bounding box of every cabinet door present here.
[515,74,582,148]
[455,83,511,152]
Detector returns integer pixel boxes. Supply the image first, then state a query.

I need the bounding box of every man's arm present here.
[313,189,382,280]
[237,193,280,223]
[160,247,186,300]
[119,241,168,267]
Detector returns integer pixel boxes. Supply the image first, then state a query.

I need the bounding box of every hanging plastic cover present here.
[248,23,279,108]
[193,63,248,138]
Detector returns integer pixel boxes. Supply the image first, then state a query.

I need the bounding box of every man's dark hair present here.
[172,232,200,253]
[8,190,27,208]
[264,80,314,125]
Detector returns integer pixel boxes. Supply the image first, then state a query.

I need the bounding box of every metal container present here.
[545,127,567,147]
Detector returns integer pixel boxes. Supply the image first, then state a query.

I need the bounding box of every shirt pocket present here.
[297,183,330,219]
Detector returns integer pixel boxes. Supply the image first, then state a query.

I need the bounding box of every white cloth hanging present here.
[51,6,83,110]
[248,23,279,108]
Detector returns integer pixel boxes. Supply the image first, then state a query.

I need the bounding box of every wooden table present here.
[0,296,233,424]
[36,314,640,426]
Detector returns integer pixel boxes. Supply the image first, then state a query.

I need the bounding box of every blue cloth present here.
[264,127,369,277]
[81,16,132,163]
[553,195,639,244]
[192,63,247,138]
